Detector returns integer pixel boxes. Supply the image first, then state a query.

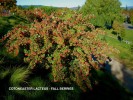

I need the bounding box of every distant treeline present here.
[18,5,60,15]
[122,6,133,10]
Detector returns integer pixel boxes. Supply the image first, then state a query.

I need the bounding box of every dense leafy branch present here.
[80,0,122,27]
[1,9,114,91]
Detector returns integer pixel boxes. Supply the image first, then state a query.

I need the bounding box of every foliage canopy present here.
[0,0,16,10]
[1,8,114,91]
[81,0,122,27]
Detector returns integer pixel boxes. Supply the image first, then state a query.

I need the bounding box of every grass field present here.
[105,29,133,41]
[124,29,133,42]
[0,15,29,38]
[104,29,133,70]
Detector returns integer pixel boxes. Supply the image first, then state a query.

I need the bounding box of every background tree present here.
[112,20,125,39]
[0,0,16,11]
[80,0,122,28]
[129,9,133,25]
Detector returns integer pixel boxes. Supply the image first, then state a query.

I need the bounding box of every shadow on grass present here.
[0,43,27,68]
[0,63,133,100]
[85,69,133,100]
[0,35,133,99]
[112,30,117,35]
[128,26,133,29]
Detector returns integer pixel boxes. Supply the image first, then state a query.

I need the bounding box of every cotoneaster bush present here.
[15,8,45,22]
[1,9,114,92]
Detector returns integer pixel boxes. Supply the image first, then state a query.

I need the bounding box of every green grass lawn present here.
[104,29,133,70]
[105,29,133,41]
[0,15,29,38]
[124,29,133,42]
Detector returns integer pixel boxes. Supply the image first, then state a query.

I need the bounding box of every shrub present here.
[1,9,113,91]
[41,6,58,15]
[112,20,125,38]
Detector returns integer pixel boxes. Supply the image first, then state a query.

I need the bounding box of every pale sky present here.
[16,0,133,8]
[17,0,86,8]
[120,0,133,7]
